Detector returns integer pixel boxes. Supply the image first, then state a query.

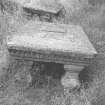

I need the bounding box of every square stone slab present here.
[7,22,97,65]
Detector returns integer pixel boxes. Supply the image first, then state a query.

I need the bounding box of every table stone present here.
[7,22,97,89]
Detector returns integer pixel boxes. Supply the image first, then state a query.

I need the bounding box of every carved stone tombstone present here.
[10,0,64,22]
[7,21,97,89]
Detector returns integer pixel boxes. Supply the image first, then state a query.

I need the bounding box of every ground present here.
[0,0,105,105]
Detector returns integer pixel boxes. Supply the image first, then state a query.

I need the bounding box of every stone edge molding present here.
[8,46,94,66]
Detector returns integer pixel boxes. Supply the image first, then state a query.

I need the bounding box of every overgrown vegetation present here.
[0,0,105,105]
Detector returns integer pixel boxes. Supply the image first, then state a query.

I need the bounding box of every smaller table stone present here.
[10,0,63,15]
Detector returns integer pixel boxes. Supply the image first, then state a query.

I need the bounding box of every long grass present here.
[0,0,105,105]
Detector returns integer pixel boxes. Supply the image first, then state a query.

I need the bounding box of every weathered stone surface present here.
[7,22,97,65]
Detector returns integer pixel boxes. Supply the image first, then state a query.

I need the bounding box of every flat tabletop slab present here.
[7,22,97,60]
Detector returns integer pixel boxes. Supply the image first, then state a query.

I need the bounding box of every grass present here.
[0,0,105,105]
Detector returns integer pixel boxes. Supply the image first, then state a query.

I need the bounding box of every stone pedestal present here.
[61,65,84,89]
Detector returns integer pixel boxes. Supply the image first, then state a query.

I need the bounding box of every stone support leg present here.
[61,65,84,89]
[13,60,33,88]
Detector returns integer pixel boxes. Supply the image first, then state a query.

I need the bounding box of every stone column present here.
[13,60,33,89]
[61,64,84,89]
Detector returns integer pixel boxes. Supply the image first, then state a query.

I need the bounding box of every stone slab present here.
[7,22,97,65]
